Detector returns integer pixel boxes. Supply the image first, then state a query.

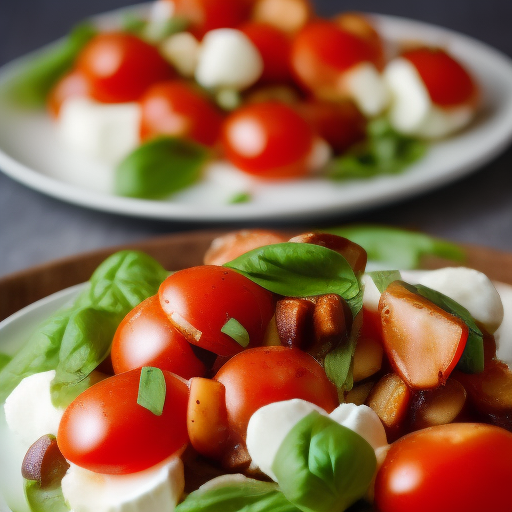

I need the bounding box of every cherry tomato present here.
[240,22,292,84]
[402,47,478,107]
[165,0,251,38]
[221,101,315,179]
[47,69,92,117]
[291,20,378,97]
[111,295,206,379]
[159,266,275,357]
[215,346,339,437]
[57,369,189,474]
[76,32,173,103]
[139,80,223,146]
[374,423,512,512]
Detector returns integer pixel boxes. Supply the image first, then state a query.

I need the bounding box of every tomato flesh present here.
[47,70,92,117]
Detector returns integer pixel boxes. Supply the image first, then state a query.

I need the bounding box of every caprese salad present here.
[0,227,511,512]
[10,0,480,202]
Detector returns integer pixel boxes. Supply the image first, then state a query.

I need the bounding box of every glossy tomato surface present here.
[215,346,339,437]
[57,369,189,474]
[374,423,512,512]
[139,80,224,146]
[159,266,275,357]
[76,32,173,103]
[111,295,206,379]
[47,69,92,117]
[221,101,314,178]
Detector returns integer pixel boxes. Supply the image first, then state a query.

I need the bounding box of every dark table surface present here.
[1,0,512,278]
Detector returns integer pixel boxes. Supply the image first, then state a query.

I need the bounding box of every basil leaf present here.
[137,367,167,416]
[225,242,360,303]
[326,118,427,180]
[24,479,69,512]
[273,411,376,512]
[7,23,97,108]
[176,478,300,512]
[368,270,402,293]
[325,225,465,269]
[228,192,251,204]
[0,354,12,371]
[221,318,250,348]
[115,137,208,199]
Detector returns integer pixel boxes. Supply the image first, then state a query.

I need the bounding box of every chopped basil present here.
[24,479,69,512]
[221,318,250,348]
[115,137,208,200]
[137,367,167,416]
[368,270,402,293]
[272,411,376,512]
[228,192,251,204]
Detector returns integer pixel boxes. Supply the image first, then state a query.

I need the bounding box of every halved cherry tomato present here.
[139,80,224,146]
[76,32,173,103]
[159,266,275,357]
[221,101,315,179]
[374,423,512,512]
[111,295,206,379]
[214,346,339,437]
[47,69,92,117]
[402,47,478,107]
[57,369,189,474]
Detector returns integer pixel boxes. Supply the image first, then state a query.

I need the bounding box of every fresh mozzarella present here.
[160,32,200,77]
[384,58,475,138]
[307,137,332,173]
[195,29,264,90]
[341,62,390,117]
[58,98,141,164]
[4,370,64,448]
[493,282,512,368]
[362,273,382,313]
[149,0,174,22]
[61,455,184,512]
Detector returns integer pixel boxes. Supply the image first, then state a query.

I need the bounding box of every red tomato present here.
[214,346,339,437]
[111,295,206,379]
[139,80,223,146]
[374,423,512,512]
[402,47,478,107]
[76,32,173,103]
[57,369,189,474]
[291,20,378,98]
[47,69,92,117]
[240,22,292,84]
[221,101,315,179]
[159,266,275,357]
[165,0,251,38]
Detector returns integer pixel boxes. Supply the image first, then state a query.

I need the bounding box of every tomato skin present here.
[221,101,315,179]
[57,369,189,475]
[402,47,478,107]
[139,80,223,146]
[374,423,512,512]
[159,266,275,357]
[214,346,339,437]
[76,32,173,103]
[111,295,206,379]
[47,69,92,117]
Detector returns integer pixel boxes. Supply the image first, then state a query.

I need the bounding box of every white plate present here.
[1,7,512,222]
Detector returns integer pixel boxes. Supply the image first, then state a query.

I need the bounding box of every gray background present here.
[1,0,512,277]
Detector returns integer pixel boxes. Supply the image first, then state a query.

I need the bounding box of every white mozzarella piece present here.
[149,0,175,22]
[362,273,382,313]
[4,370,64,448]
[58,98,141,164]
[492,282,512,368]
[195,29,263,90]
[160,32,200,77]
[307,137,332,173]
[413,104,474,139]
[62,456,184,512]
[342,62,390,117]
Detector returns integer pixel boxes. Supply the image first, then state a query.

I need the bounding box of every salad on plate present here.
[7,0,481,203]
[0,226,511,512]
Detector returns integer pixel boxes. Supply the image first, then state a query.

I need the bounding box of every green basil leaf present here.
[368,270,402,293]
[221,318,250,348]
[0,354,12,371]
[137,367,167,416]
[7,23,97,108]
[119,13,148,35]
[115,137,208,199]
[144,17,190,42]
[228,192,251,204]
[176,478,300,512]
[24,479,69,512]
[273,411,376,512]
[325,225,465,269]
[225,242,360,303]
